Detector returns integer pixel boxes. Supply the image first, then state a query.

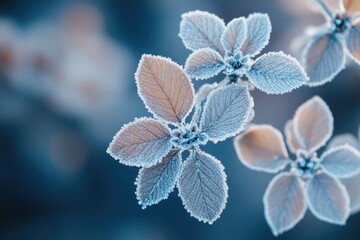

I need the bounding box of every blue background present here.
[0,0,360,239]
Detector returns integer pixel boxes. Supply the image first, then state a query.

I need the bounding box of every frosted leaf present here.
[346,24,360,65]
[234,125,290,174]
[221,17,247,53]
[342,173,360,214]
[328,133,359,149]
[284,120,304,154]
[343,0,360,15]
[293,96,333,154]
[179,11,225,54]
[178,150,228,224]
[200,84,254,142]
[248,52,309,94]
[306,172,350,224]
[195,82,219,105]
[321,145,360,178]
[136,150,182,208]
[246,109,255,125]
[135,55,195,124]
[264,172,307,236]
[241,13,272,57]
[107,117,172,168]
[302,33,345,86]
[185,48,225,80]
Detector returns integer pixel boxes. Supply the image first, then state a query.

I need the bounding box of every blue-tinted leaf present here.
[221,17,247,53]
[185,48,225,80]
[328,133,359,149]
[346,24,360,65]
[342,173,360,214]
[107,117,172,168]
[321,145,360,178]
[302,33,345,86]
[306,173,350,224]
[192,83,220,125]
[284,120,303,154]
[264,172,307,236]
[195,82,219,105]
[179,11,225,54]
[234,125,291,174]
[200,84,254,142]
[248,52,309,94]
[293,96,333,154]
[178,150,228,224]
[135,54,195,124]
[241,13,272,57]
[136,150,182,208]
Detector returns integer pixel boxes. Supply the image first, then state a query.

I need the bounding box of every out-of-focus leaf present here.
[302,33,345,86]
[136,54,195,124]
[328,133,359,149]
[346,24,360,65]
[342,173,360,214]
[321,145,360,178]
[136,151,182,208]
[306,173,350,224]
[293,96,333,154]
[178,150,228,224]
[200,84,253,142]
[248,52,308,94]
[284,120,304,154]
[264,172,307,236]
[343,0,360,15]
[107,117,172,167]
[234,125,290,173]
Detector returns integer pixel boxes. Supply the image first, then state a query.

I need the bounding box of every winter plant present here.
[179,11,309,94]
[107,55,254,224]
[328,125,360,214]
[106,5,359,234]
[234,96,360,235]
[300,0,360,86]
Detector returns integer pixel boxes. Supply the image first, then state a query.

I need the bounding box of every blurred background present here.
[0,0,359,239]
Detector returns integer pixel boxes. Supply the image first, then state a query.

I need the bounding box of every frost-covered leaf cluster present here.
[106,5,360,232]
[234,96,360,235]
[179,11,309,94]
[107,55,254,224]
[298,0,360,86]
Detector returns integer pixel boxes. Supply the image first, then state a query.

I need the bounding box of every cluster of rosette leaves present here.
[180,11,309,94]
[298,0,360,86]
[107,55,254,224]
[234,96,360,235]
[107,10,311,225]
